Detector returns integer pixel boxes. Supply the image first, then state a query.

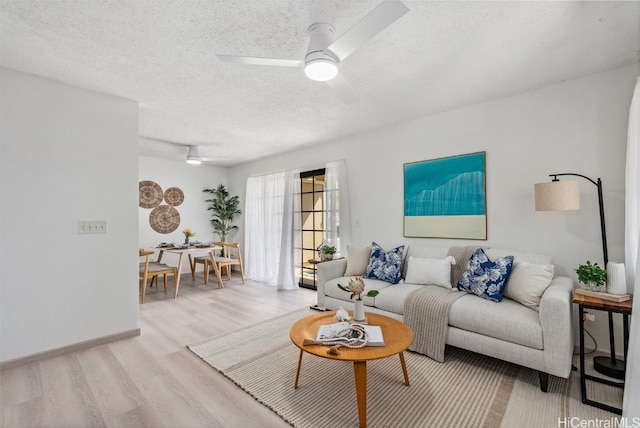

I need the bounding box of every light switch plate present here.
[78,220,108,234]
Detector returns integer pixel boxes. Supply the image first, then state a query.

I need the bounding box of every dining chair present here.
[214,242,245,285]
[188,242,224,286]
[139,249,178,303]
[189,242,244,287]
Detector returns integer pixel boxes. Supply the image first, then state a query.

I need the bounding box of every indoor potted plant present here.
[575,260,607,291]
[320,245,337,261]
[203,184,242,242]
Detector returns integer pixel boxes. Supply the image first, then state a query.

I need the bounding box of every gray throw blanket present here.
[403,246,478,362]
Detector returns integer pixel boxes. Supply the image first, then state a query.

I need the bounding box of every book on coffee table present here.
[316,322,385,346]
[574,287,631,302]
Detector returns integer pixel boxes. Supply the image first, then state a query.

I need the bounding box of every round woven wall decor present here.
[139,180,163,209]
[164,187,184,206]
[149,205,180,234]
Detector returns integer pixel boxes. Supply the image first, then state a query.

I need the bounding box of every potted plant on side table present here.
[575,261,607,292]
[320,245,337,261]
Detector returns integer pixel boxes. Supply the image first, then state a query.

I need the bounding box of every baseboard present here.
[0,328,141,371]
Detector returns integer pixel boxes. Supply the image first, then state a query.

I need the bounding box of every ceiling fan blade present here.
[326,73,359,105]
[216,54,303,68]
[326,1,409,62]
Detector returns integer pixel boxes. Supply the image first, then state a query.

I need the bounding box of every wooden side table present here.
[306,257,344,289]
[308,257,344,264]
[572,292,632,414]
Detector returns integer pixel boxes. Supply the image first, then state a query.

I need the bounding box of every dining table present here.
[156,245,224,295]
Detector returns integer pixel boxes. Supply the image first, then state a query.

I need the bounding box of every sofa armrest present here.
[316,259,347,307]
[539,276,574,378]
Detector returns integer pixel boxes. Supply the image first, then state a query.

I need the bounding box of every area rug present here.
[188,308,621,428]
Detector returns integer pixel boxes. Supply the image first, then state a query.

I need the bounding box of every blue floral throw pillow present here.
[364,242,405,284]
[456,247,514,302]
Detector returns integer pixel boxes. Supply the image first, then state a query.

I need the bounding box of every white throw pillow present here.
[344,245,372,276]
[404,256,456,288]
[503,258,554,311]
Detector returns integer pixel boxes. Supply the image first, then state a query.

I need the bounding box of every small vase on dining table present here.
[184,236,190,245]
[353,299,366,324]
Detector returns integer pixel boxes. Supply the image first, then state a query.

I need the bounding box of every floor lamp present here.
[534,173,625,379]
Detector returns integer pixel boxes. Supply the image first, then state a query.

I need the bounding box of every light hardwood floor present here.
[1,273,317,427]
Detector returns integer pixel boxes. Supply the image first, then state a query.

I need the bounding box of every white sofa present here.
[316,244,574,391]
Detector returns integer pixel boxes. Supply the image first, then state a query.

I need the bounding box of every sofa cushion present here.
[344,245,372,276]
[404,256,456,288]
[485,248,551,265]
[374,283,424,315]
[449,294,543,349]
[364,242,405,284]
[324,277,394,307]
[402,245,450,278]
[503,258,554,311]
[456,247,514,302]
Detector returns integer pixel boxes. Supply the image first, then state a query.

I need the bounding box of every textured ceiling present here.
[1,1,639,166]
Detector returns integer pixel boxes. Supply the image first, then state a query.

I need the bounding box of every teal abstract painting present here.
[404,152,487,239]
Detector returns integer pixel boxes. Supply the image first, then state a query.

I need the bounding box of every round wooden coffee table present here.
[290,311,414,428]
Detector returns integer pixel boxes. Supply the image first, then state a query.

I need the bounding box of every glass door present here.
[297,169,325,289]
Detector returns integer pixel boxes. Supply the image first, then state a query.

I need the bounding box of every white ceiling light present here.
[304,23,339,82]
[186,145,202,164]
[304,58,338,81]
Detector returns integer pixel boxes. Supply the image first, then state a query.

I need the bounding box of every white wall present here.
[229,64,640,353]
[0,69,139,362]
[138,156,227,271]
[1,63,635,362]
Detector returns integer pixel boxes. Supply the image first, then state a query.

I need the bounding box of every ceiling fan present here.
[139,137,231,164]
[216,1,409,104]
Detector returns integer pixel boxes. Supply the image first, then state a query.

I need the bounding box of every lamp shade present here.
[534,180,580,211]
[186,145,202,165]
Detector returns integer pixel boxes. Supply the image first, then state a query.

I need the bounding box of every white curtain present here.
[623,76,639,419]
[324,160,351,257]
[626,77,640,293]
[244,170,300,290]
[277,169,301,289]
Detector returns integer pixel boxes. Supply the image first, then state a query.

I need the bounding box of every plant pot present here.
[585,281,604,292]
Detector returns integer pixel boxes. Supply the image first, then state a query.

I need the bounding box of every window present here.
[296,169,325,289]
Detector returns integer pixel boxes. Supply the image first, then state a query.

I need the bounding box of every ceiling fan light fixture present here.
[186,145,202,165]
[304,23,338,81]
[304,58,338,81]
